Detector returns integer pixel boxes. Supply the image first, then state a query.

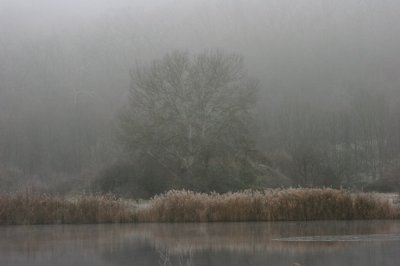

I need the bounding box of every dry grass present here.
[0,193,135,225]
[0,189,398,225]
[137,188,400,222]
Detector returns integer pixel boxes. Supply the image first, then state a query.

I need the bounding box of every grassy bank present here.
[0,189,398,225]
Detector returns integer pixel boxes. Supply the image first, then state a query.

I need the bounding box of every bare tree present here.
[119,50,258,185]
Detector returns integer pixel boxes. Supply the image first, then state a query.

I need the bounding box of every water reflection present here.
[0,221,399,266]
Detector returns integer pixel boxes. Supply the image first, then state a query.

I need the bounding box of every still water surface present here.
[0,221,399,266]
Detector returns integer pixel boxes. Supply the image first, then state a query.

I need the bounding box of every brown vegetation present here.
[137,189,399,222]
[0,189,398,225]
[0,193,135,225]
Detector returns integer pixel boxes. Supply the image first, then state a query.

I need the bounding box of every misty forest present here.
[1,0,400,197]
[3,1,400,266]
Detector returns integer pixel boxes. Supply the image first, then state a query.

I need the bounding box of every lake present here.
[1,221,399,266]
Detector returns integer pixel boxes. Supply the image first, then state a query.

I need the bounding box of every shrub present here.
[93,160,171,198]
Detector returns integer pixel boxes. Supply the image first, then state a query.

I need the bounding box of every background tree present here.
[119,50,258,191]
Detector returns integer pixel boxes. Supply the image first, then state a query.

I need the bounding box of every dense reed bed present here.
[137,189,399,222]
[0,189,398,225]
[0,193,135,225]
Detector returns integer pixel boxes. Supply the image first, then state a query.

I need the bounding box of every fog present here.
[1,0,400,195]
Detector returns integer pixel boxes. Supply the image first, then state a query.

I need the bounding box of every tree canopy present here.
[119,50,258,191]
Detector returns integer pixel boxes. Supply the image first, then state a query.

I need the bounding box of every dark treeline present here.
[258,87,400,189]
[1,0,400,197]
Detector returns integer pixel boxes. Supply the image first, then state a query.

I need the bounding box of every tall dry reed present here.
[0,193,135,225]
[137,188,399,222]
[0,189,398,225]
